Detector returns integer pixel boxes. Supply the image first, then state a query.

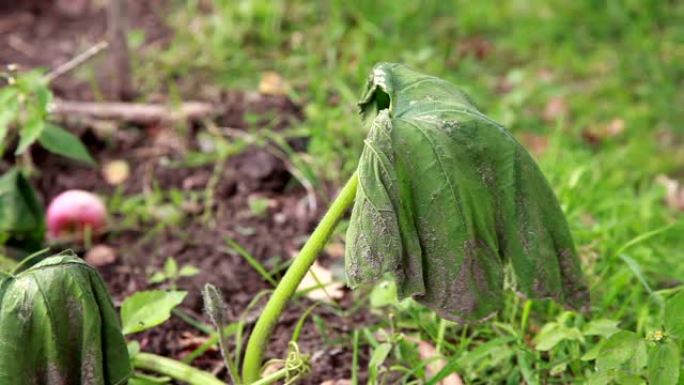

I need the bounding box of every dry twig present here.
[51,100,217,124]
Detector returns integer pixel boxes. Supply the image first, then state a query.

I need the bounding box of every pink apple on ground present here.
[46,190,107,241]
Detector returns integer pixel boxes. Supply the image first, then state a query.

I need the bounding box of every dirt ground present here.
[0,2,371,383]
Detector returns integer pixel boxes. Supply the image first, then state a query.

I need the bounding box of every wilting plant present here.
[241,63,589,383]
[0,250,131,385]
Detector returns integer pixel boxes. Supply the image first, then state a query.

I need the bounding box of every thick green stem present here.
[133,352,226,385]
[242,172,359,384]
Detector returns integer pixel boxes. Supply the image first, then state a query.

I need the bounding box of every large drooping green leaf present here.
[0,251,131,384]
[0,168,45,252]
[345,63,589,322]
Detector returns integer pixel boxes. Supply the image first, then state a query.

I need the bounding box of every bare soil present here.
[0,3,371,384]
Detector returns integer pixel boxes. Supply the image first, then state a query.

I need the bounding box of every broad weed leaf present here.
[583,319,621,338]
[120,290,187,335]
[647,340,680,385]
[368,342,392,384]
[346,63,589,322]
[664,289,684,340]
[178,265,200,277]
[585,370,613,385]
[534,322,583,351]
[596,330,640,371]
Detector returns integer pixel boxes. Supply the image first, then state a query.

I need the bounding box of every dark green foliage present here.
[0,251,131,385]
[0,168,45,253]
[38,123,95,165]
[346,63,589,322]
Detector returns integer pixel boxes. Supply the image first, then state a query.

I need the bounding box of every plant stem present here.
[132,352,226,385]
[250,367,289,385]
[242,171,359,384]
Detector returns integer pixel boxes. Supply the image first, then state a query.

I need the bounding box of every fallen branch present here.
[51,100,217,124]
[44,41,109,83]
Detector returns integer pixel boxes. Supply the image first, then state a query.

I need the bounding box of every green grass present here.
[133,0,684,383]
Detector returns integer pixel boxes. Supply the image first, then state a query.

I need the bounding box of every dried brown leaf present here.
[325,242,346,259]
[409,337,464,385]
[102,159,130,185]
[518,133,549,158]
[582,118,626,145]
[297,262,345,302]
[85,244,117,267]
[657,175,684,211]
[543,96,568,121]
[259,71,289,96]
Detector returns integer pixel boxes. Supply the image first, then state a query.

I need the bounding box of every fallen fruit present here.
[46,190,107,241]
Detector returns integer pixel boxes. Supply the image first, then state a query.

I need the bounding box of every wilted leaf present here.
[647,341,680,385]
[38,123,95,165]
[346,63,589,322]
[664,290,684,339]
[120,290,187,335]
[0,251,131,384]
